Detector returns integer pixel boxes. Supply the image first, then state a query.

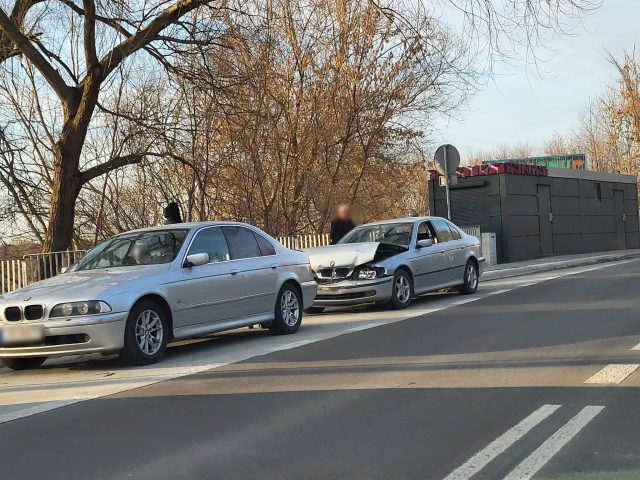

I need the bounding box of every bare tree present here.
[0,0,230,251]
[0,0,601,251]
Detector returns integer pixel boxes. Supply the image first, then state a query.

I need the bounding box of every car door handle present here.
[440,250,445,254]
[229,269,238,275]
[271,263,278,270]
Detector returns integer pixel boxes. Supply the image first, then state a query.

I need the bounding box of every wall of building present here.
[429,170,639,263]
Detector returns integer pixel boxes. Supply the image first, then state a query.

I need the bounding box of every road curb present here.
[483,252,640,281]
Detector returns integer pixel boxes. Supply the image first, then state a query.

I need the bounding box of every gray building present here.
[429,164,639,263]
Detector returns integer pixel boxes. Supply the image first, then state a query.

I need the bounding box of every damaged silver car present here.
[303,217,483,310]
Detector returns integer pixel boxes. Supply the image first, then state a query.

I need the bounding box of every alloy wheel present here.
[467,264,478,289]
[395,274,411,303]
[281,290,300,327]
[135,310,164,356]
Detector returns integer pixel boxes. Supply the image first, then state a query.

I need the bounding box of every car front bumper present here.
[313,277,393,307]
[0,312,127,359]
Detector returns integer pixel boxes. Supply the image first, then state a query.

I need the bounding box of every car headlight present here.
[354,267,386,280]
[50,301,112,318]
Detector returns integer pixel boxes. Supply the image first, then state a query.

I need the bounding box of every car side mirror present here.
[60,266,68,274]
[185,252,210,267]
[417,239,433,248]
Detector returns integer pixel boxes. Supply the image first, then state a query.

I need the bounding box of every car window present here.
[72,230,189,271]
[221,226,263,259]
[417,222,433,242]
[447,222,462,240]
[187,227,231,263]
[339,222,413,247]
[253,232,276,256]
[431,219,453,243]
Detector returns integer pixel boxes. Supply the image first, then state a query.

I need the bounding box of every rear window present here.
[253,232,276,256]
[431,219,453,243]
[221,226,263,259]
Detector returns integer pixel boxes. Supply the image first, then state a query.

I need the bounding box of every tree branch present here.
[0,0,44,62]
[100,0,212,79]
[80,154,145,183]
[82,0,99,70]
[0,5,77,104]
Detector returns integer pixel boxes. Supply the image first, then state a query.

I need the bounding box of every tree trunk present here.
[41,142,83,253]
[41,74,101,253]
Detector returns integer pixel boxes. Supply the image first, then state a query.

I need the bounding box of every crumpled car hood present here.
[303,242,382,271]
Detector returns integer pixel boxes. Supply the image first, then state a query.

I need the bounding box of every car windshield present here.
[338,222,413,246]
[71,229,189,271]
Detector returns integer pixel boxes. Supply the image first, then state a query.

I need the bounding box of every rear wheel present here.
[458,260,479,295]
[390,269,413,309]
[120,299,169,366]
[270,283,303,335]
[1,357,45,370]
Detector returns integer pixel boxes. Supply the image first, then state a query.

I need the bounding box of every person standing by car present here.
[163,202,183,224]
[330,204,356,244]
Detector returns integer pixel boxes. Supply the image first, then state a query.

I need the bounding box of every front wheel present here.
[1,357,45,370]
[390,269,413,309]
[270,283,303,335]
[458,260,479,295]
[120,299,169,366]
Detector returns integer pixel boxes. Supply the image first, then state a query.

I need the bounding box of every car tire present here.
[390,268,413,309]
[270,283,303,335]
[458,260,479,295]
[1,357,45,370]
[120,299,169,366]
[304,306,325,314]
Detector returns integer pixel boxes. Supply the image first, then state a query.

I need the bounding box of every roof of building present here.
[547,168,638,184]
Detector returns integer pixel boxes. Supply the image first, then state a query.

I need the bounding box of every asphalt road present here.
[2,259,640,479]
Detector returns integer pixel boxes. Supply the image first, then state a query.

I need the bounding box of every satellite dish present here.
[434,144,460,175]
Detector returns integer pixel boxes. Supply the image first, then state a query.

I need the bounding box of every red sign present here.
[429,162,548,180]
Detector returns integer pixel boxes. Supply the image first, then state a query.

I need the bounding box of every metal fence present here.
[1,251,87,295]
[277,233,330,249]
[461,225,481,241]
[0,228,481,294]
[0,234,329,294]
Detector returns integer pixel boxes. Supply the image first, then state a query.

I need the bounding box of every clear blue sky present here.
[437,0,640,160]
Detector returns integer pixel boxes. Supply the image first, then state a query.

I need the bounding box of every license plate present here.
[0,324,45,346]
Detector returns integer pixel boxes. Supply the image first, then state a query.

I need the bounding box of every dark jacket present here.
[330,218,355,244]
[163,202,183,224]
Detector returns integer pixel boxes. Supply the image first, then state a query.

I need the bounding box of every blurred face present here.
[338,205,350,220]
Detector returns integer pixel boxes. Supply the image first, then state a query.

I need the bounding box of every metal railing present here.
[1,250,87,294]
[0,259,28,295]
[461,225,481,241]
[1,228,480,294]
[277,233,330,249]
[0,234,331,294]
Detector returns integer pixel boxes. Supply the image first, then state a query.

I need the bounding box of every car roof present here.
[120,221,252,235]
[358,216,445,226]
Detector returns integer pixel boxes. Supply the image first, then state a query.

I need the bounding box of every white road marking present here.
[630,342,640,351]
[274,339,317,350]
[503,406,605,480]
[485,289,513,296]
[0,400,81,425]
[443,404,561,480]
[584,364,640,384]
[451,298,482,306]
[346,322,384,332]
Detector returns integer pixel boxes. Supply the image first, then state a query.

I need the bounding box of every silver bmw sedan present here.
[0,222,317,370]
[303,216,483,311]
